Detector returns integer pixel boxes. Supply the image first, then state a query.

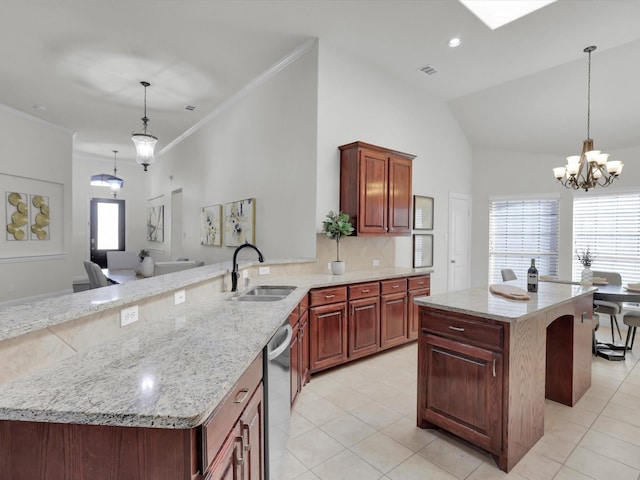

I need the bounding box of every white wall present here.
[142,43,318,264]
[470,146,640,287]
[316,43,473,294]
[0,105,73,304]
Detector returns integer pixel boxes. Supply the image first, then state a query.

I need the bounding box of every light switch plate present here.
[259,266,270,275]
[372,259,380,266]
[174,289,186,305]
[120,305,139,327]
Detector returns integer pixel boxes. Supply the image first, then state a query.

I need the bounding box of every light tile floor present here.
[284,321,640,480]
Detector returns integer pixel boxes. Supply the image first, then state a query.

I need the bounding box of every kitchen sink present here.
[231,285,296,302]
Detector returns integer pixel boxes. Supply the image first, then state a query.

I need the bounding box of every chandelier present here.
[90,150,123,197]
[553,46,623,191]
[131,81,158,172]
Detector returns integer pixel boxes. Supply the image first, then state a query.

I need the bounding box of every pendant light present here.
[131,81,158,172]
[90,150,124,196]
[553,46,623,191]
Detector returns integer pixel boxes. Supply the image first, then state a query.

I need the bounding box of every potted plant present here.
[138,249,154,277]
[576,248,595,286]
[322,210,354,275]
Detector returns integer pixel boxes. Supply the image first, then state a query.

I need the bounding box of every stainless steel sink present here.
[231,285,296,302]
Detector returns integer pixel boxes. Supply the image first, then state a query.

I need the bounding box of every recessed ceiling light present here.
[448,37,462,48]
[459,0,556,30]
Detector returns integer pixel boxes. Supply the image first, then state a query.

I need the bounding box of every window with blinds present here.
[489,198,559,284]
[573,192,640,284]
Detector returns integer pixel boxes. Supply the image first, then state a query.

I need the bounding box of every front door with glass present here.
[90,198,125,267]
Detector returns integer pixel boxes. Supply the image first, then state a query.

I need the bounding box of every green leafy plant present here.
[322,210,354,262]
[138,249,150,261]
[576,248,595,267]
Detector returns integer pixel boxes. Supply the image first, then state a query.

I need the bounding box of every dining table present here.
[101,268,142,285]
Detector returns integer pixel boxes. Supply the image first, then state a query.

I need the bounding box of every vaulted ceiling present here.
[2,1,639,163]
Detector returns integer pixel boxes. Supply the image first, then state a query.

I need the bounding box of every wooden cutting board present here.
[490,284,530,301]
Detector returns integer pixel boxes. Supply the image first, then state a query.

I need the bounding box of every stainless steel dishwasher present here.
[264,319,293,480]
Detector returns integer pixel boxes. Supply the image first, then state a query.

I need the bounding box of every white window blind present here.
[573,193,640,284]
[489,199,559,284]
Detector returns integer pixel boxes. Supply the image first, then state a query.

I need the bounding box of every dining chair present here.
[622,310,640,359]
[501,269,517,281]
[83,261,109,289]
[106,251,139,270]
[592,270,623,343]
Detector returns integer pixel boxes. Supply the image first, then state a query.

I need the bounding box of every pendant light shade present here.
[132,81,157,172]
[90,150,123,197]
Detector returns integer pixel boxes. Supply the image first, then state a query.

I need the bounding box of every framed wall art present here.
[413,234,433,268]
[225,198,255,246]
[200,204,222,246]
[413,195,434,230]
[147,205,164,242]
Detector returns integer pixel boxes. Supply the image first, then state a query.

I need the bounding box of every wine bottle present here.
[527,258,538,292]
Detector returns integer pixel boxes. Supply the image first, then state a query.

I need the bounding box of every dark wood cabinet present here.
[339,141,414,236]
[418,310,503,455]
[348,282,381,359]
[206,422,243,480]
[300,308,310,385]
[380,278,408,349]
[239,384,264,480]
[290,316,301,408]
[290,298,310,408]
[408,276,431,340]
[309,287,348,373]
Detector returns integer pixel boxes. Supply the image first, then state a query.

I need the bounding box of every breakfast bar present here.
[414,281,595,472]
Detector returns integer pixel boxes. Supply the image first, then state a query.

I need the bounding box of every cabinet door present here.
[348,296,380,359]
[358,149,388,234]
[207,422,243,480]
[300,309,310,385]
[290,321,301,408]
[388,155,412,235]
[419,333,502,455]
[380,292,408,349]
[240,383,264,480]
[408,288,429,340]
[309,302,348,372]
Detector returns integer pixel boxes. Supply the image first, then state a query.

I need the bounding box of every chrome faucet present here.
[231,242,264,292]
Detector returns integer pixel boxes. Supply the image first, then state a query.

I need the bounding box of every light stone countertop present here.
[0,265,432,429]
[413,280,595,323]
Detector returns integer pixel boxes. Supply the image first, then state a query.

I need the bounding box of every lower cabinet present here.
[309,287,348,372]
[408,276,431,339]
[348,282,381,359]
[380,278,408,349]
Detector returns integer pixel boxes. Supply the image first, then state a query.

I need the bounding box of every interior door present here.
[448,193,471,292]
[90,198,125,267]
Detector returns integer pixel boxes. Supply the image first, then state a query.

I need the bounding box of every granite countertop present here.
[0,265,431,429]
[413,280,595,323]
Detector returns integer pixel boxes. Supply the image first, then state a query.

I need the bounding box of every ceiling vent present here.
[185,105,196,111]
[419,65,438,76]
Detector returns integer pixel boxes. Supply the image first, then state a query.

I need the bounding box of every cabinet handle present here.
[325,294,335,300]
[242,424,251,452]
[392,285,399,289]
[361,289,370,293]
[448,326,465,332]
[417,281,425,285]
[234,436,245,466]
[492,359,496,377]
[233,388,250,404]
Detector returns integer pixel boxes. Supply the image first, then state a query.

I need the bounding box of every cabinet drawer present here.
[310,286,347,306]
[299,295,309,314]
[348,282,380,300]
[421,311,504,351]
[408,275,430,291]
[380,278,407,294]
[202,352,263,468]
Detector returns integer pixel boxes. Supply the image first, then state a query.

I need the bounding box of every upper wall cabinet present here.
[339,141,414,236]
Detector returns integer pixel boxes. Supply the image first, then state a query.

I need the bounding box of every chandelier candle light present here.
[132,81,158,172]
[553,46,624,191]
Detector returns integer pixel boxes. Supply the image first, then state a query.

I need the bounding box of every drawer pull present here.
[361,289,370,293]
[492,359,496,377]
[234,436,245,466]
[242,424,251,452]
[392,285,400,289]
[325,294,335,299]
[234,388,250,404]
[448,326,465,332]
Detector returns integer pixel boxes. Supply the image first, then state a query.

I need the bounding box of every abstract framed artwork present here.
[147,205,164,242]
[200,204,222,246]
[413,195,434,230]
[225,198,255,246]
[413,234,433,268]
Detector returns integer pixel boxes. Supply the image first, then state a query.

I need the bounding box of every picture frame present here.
[413,234,433,268]
[413,195,434,230]
[147,205,164,242]
[225,198,256,246]
[200,204,222,246]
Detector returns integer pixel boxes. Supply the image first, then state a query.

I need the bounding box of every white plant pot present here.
[140,256,154,277]
[331,261,345,275]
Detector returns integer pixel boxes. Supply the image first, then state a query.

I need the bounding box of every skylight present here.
[459,0,557,30]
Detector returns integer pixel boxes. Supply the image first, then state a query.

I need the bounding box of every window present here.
[573,192,640,284]
[489,197,560,284]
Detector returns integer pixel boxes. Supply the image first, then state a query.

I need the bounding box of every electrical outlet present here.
[120,305,139,327]
[258,266,270,275]
[242,270,249,279]
[328,262,332,271]
[174,289,186,305]
[372,259,380,266]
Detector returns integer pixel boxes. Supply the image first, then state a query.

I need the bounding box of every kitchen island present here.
[414,281,595,472]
